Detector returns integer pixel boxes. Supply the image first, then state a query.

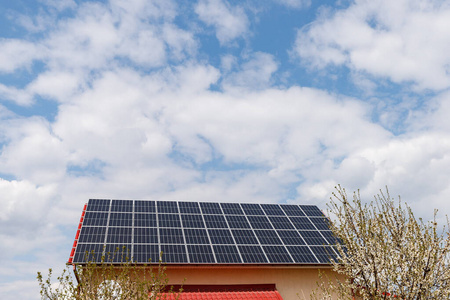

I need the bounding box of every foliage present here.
[311,186,450,300]
[37,249,182,300]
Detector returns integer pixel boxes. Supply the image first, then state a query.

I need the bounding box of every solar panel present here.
[134,200,155,213]
[181,214,205,228]
[184,229,210,244]
[241,203,265,215]
[247,216,272,229]
[71,199,335,265]
[187,245,215,263]
[213,245,242,263]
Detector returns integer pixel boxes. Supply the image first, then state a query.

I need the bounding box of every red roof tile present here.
[159,290,284,300]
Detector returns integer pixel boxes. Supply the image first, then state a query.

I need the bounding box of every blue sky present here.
[1,0,450,298]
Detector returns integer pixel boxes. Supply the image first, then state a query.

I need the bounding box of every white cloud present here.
[0,84,34,106]
[27,71,83,101]
[0,39,42,73]
[0,117,67,184]
[222,52,278,90]
[195,0,249,44]
[293,0,450,90]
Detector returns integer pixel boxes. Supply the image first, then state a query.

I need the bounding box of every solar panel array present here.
[71,199,338,264]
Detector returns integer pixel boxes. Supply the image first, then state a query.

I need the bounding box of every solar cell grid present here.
[134,200,155,213]
[247,216,272,229]
[181,214,205,228]
[78,226,106,243]
[263,246,293,263]
[204,214,228,228]
[187,245,215,263]
[105,244,132,262]
[199,202,222,214]
[134,213,157,227]
[108,213,133,227]
[231,229,259,245]
[134,227,158,244]
[225,215,250,229]
[289,217,316,230]
[111,200,133,212]
[261,204,285,216]
[161,245,188,263]
[106,227,132,243]
[268,216,295,229]
[277,230,305,245]
[133,244,159,263]
[158,213,181,228]
[241,203,265,215]
[74,243,104,263]
[83,212,108,226]
[86,199,110,212]
[287,246,318,263]
[179,202,201,214]
[238,245,268,263]
[213,245,242,263]
[220,203,244,215]
[310,246,338,263]
[157,201,179,213]
[160,228,184,244]
[280,205,305,216]
[300,205,324,217]
[73,199,335,265]
[208,229,235,245]
[310,217,331,230]
[299,230,328,245]
[254,230,283,245]
[184,229,210,244]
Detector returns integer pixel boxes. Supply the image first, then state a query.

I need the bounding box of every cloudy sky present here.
[1,0,450,298]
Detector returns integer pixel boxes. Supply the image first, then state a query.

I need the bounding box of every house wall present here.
[163,266,340,300]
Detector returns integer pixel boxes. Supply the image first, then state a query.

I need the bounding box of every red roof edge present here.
[68,203,87,264]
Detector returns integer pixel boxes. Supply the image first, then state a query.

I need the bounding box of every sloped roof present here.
[69,199,338,265]
[159,284,284,300]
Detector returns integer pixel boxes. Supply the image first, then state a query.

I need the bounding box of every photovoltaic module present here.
[68,199,339,265]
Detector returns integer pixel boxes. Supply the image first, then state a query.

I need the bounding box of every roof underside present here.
[69,199,338,265]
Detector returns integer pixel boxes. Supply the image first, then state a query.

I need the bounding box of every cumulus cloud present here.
[0,39,42,73]
[292,0,450,90]
[0,84,34,106]
[195,0,249,44]
[222,52,278,90]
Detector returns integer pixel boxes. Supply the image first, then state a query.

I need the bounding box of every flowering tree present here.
[311,186,450,300]
[37,250,182,300]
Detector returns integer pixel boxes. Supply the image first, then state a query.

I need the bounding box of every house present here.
[68,199,340,299]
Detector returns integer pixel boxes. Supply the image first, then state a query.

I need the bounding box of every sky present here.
[1,0,450,298]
